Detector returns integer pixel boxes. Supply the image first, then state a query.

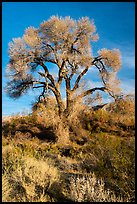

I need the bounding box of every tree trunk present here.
[52,90,71,146]
[55,120,71,146]
[54,91,64,117]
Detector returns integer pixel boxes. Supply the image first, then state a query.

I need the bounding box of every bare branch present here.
[48,84,57,92]
[92,55,102,64]
[58,60,66,85]
[70,44,82,55]
[75,87,106,101]
[47,43,59,64]
[69,69,76,80]
[93,58,118,100]
[37,86,46,103]
[67,59,77,80]
[39,62,56,88]
[33,85,45,89]
[73,30,84,44]
[94,63,107,86]
[38,71,47,78]
[72,66,89,91]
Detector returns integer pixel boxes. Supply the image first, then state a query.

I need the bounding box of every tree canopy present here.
[5,16,122,117]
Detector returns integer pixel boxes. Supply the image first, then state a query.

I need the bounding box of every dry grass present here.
[2,174,12,202]
[65,173,128,202]
[2,136,134,202]
[2,96,135,202]
[2,155,60,202]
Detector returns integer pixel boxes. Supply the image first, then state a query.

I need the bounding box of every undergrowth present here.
[2,97,135,202]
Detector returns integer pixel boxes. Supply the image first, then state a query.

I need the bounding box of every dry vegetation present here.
[3,15,135,202]
[2,96,135,202]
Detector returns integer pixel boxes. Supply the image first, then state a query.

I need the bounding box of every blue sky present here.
[2,2,135,116]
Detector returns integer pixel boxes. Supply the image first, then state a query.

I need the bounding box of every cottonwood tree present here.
[5,16,122,142]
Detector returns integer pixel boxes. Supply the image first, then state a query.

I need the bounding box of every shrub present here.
[76,133,135,201]
[2,156,60,202]
[84,97,135,136]
[2,95,135,202]
[65,173,127,202]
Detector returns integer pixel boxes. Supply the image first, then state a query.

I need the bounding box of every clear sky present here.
[2,2,135,116]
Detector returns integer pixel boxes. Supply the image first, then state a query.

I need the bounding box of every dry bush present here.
[84,97,135,136]
[2,113,38,140]
[32,96,60,127]
[2,144,23,177]
[2,140,60,202]
[3,156,60,202]
[109,96,135,115]
[107,98,135,134]
[65,173,128,202]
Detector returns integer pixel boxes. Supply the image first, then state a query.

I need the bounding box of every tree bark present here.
[54,91,64,118]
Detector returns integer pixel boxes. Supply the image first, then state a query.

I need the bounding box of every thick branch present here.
[93,58,117,99]
[92,56,109,85]
[92,55,102,64]
[48,84,56,92]
[33,83,55,93]
[5,77,46,99]
[37,86,46,103]
[19,80,45,87]
[47,43,59,64]
[54,91,64,117]
[20,75,57,96]
[75,87,106,101]
[73,30,85,44]
[70,44,81,55]
[69,69,76,80]
[38,61,65,115]
[67,60,78,80]
[39,62,56,88]
[65,77,71,91]
[72,66,89,91]
[33,85,45,89]
[65,77,72,110]
[58,60,66,85]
